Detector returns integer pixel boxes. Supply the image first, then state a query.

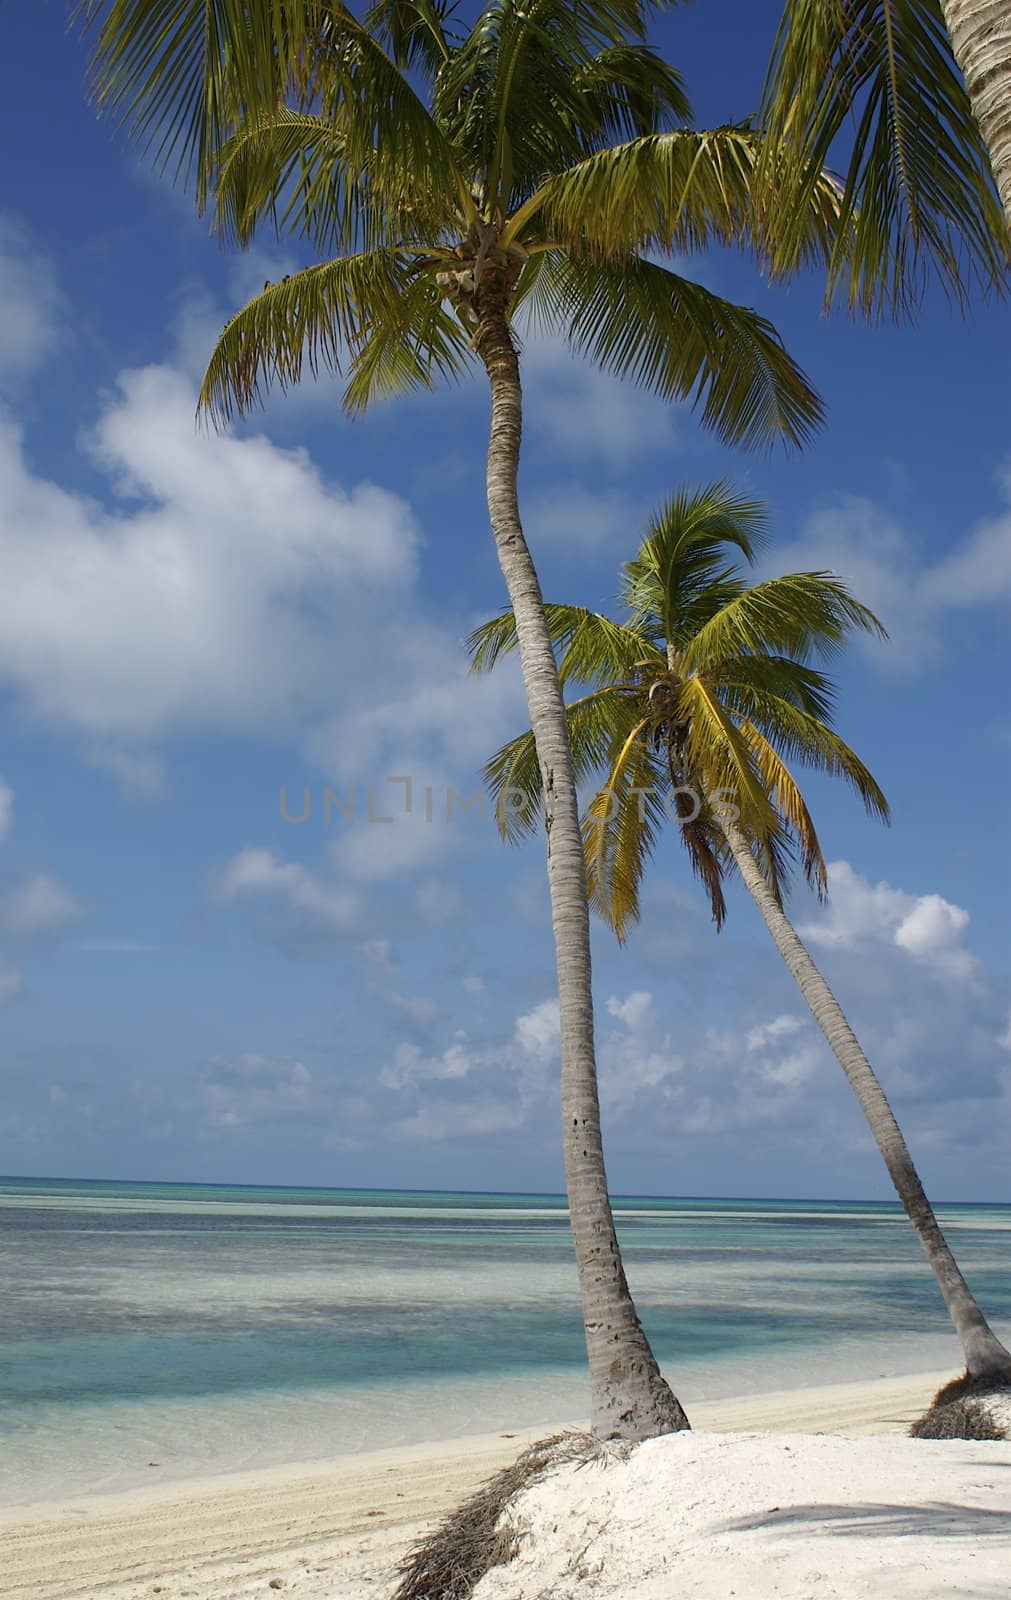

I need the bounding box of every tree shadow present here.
[717,1500,1010,1540]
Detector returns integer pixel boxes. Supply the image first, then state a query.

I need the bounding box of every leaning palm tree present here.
[471,482,1011,1383]
[757,0,1011,315]
[79,0,847,1439]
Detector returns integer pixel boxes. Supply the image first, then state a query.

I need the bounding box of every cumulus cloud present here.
[214,848,358,935]
[0,215,64,381]
[200,1054,315,1129]
[2,873,86,937]
[0,364,419,739]
[764,475,1011,673]
[521,336,679,467]
[801,861,980,984]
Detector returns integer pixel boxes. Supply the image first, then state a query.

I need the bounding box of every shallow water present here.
[2,1178,1008,1503]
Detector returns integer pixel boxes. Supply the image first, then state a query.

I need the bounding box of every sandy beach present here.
[8,1368,1007,1600]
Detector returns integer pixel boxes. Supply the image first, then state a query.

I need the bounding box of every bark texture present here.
[474,297,689,1440]
[724,818,1011,1381]
[940,0,1011,228]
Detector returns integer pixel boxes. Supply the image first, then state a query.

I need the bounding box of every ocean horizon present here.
[3,1175,1009,1504]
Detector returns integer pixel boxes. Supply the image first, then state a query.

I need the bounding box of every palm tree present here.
[471,482,1011,1383]
[78,0,849,1439]
[757,0,1011,316]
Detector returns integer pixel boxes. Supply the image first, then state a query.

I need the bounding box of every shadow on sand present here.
[718,1498,1010,1540]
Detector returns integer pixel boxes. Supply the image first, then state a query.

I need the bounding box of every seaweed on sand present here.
[392,1430,624,1600]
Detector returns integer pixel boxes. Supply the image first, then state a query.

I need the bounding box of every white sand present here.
[2,1370,1006,1600]
[474,1431,1011,1600]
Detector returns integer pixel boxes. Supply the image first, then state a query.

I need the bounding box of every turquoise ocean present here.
[2,1176,1009,1504]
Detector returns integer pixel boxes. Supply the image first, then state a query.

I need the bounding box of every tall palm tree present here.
[471,483,1011,1383]
[757,0,1011,316]
[79,0,847,1439]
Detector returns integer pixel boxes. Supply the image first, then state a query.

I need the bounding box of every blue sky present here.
[0,1,1008,1200]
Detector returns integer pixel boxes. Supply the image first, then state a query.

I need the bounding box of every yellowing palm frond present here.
[484,687,638,841]
[583,718,663,939]
[509,125,843,261]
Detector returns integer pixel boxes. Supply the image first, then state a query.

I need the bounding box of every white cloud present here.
[0,215,64,381]
[801,861,980,984]
[515,998,561,1063]
[0,777,11,840]
[0,966,23,1004]
[380,1040,471,1091]
[391,991,441,1025]
[522,336,678,467]
[85,744,167,800]
[0,364,419,739]
[2,873,86,936]
[765,476,1011,674]
[200,1054,314,1129]
[606,991,655,1031]
[214,848,358,932]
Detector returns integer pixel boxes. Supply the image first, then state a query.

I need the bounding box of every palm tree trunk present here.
[473,299,689,1440]
[723,818,1011,1382]
[940,0,1011,228]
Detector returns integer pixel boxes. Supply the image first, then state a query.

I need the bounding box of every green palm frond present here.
[367,0,459,71]
[621,482,768,638]
[475,485,890,936]
[211,106,460,254]
[80,1,465,216]
[566,43,692,149]
[467,604,656,683]
[508,125,844,261]
[522,252,824,451]
[758,0,1010,315]
[198,250,471,420]
[684,572,886,672]
[711,654,838,722]
[78,0,312,195]
[435,0,671,207]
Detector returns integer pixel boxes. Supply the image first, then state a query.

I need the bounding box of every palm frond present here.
[583,720,664,938]
[709,654,838,722]
[621,481,768,639]
[758,0,1010,315]
[198,250,471,421]
[367,0,459,71]
[483,687,637,840]
[683,572,886,672]
[468,604,656,683]
[521,252,824,451]
[734,716,827,893]
[725,694,890,823]
[211,106,461,254]
[79,0,467,219]
[508,124,844,262]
